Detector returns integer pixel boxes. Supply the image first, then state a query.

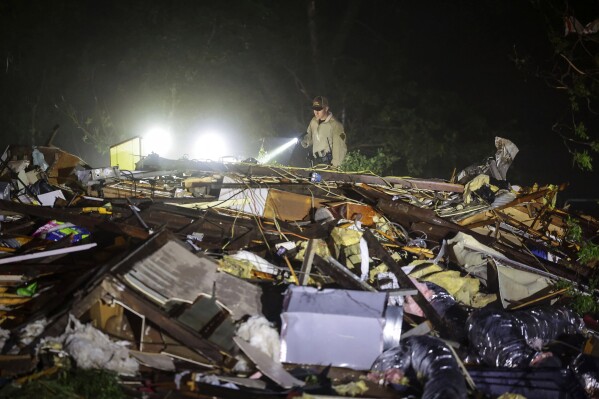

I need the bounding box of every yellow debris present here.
[497,394,527,399]
[408,261,444,279]
[418,270,496,308]
[333,380,369,397]
[331,227,362,247]
[401,246,434,258]
[369,264,389,283]
[218,257,254,279]
[294,239,331,262]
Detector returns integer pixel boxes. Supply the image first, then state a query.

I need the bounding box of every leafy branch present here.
[565,216,599,266]
[56,97,124,155]
[529,2,599,171]
[341,148,399,175]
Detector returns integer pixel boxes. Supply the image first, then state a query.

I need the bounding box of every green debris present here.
[16,282,37,297]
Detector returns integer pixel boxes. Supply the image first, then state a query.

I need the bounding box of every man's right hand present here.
[297,132,309,148]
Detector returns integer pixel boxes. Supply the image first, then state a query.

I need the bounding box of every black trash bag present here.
[425,282,470,343]
[466,306,583,368]
[28,179,55,195]
[571,353,599,399]
[457,159,493,185]
[371,335,468,399]
[472,184,496,204]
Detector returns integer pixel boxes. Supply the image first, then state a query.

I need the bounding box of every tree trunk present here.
[306,0,322,89]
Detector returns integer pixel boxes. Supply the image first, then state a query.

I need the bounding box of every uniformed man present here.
[301,96,347,168]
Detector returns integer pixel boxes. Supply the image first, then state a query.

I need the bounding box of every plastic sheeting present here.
[571,354,599,399]
[404,280,470,343]
[457,136,519,184]
[466,307,583,368]
[371,335,468,399]
[42,314,139,376]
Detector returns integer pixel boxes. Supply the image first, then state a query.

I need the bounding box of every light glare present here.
[143,127,172,156]
[194,132,228,161]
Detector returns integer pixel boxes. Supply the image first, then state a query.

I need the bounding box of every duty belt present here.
[313,152,332,165]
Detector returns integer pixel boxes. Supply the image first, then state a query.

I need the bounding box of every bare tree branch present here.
[560,53,586,75]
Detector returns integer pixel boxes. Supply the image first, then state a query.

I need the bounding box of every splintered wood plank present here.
[234,336,305,389]
[102,277,226,364]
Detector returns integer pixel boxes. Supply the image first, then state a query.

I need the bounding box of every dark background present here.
[1,0,598,203]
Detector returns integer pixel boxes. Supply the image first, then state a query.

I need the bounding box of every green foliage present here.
[575,122,589,140]
[579,241,599,265]
[341,148,399,175]
[564,216,599,266]
[0,369,125,399]
[552,279,571,291]
[572,150,593,171]
[570,291,599,316]
[565,216,583,242]
[341,78,500,177]
[553,278,599,316]
[573,149,593,170]
[571,75,592,100]
[569,94,579,113]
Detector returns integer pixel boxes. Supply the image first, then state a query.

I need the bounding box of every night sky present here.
[1,0,598,201]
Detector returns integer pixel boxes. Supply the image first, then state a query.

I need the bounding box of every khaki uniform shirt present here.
[301,113,347,167]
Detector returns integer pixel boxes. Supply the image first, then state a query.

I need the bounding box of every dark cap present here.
[312,96,329,111]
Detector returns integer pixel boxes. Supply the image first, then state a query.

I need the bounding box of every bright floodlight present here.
[261,137,298,163]
[143,127,172,156]
[194,131,228,161]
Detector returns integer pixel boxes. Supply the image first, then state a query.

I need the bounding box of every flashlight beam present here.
[261,138,298,163]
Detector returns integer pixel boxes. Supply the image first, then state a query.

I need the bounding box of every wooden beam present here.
[299,239,317,285]
[128,162,464,192]
[362,229,454,340]
[311,254,375,292]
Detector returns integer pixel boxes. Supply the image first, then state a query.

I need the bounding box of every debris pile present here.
[0,138,598,398]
